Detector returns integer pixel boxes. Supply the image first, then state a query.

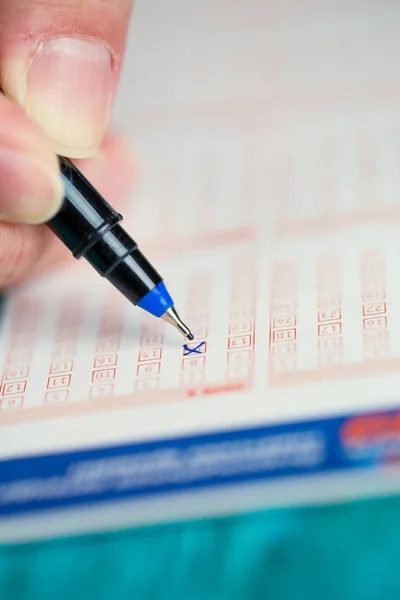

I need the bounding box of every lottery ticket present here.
[2,0,400,541]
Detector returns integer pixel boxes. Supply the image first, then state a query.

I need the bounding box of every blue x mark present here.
[183,341,205,356]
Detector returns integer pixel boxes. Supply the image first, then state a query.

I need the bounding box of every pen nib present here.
[161,307,194,341]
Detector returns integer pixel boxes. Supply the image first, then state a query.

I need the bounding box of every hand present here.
[0,0,134,287]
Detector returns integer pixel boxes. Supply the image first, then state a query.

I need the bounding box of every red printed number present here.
[135,378,160,392]
[228,335,252,349]
[272,315,296,328]
[362,303,386,316]
[363,316,387,330]
[272,329,296,343]
[45,390,69,403]
[91,368,116,383]
[4,366,29,381]
[318,309,341,322]
[227,349,252,363]
[0,396,23,409]
[318,322,342,336]
[182,356,206,371]
[50,359,73,374]
[136,363,161,377]
[229,320,253,334]
[272,343,296,356]
[47,375,71,389]
[140,334,164,347]
[2,381,27,395]
[90,384,114,398]
[138,348,162,362]
[94,354,118,368]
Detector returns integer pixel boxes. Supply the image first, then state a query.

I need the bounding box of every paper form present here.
[1,0,400,477]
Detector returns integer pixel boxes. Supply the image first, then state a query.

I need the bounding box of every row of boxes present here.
[179,274,213,388]
[0,298,42,409]
[269,261,297,376]
[134,316,165,392]
[89,303,123,398]
[226,262,255,382]
[44,300,84,403]
[316,260,343,366]
[360,254,389,360]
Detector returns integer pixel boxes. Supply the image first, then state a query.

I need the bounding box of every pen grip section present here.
[48,156,122,256]
[48,156,163,306]
[85,226,162,305]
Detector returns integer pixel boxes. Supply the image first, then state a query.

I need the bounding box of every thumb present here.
[0,0,133,159]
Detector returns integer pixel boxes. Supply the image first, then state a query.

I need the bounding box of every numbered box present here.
[135,378,160,392]
[192,327,208,340]
[184,312,209,325]
[227,349,252,363]
[317,295,341,309]
[52,344,76,359]
[363,316,387,330]
[228,335,252,349]
[318,322,342,336]
[362,303,386,316]
[7,350,31,365]
[0,396,23,410]
[183,341,207,356]
[94,354,118,368]
[50,359,73,374]
[318,337,342,351]
[47,375,71,389]
[227,364,252,380]
[269,357,297,374]
[229,307,254,320]
[318,309,341,322]
[89,384,114,398]
[363,330,388,344]
[91,368,116,383]
[2,381,27,395]
[362,289,386,303]
[95,338,120,353]
[139,333,164,347]
[182,356,206,371]
[229,320,253,334]
[180,371,205,387]
[272,329,296,343]
[136,362,161,377]
[45,390,69,404]
[271,343,297,357]
[138,348,162,362]
[269,300,297,315]
[272,315,296,329]
[4,366,29,381]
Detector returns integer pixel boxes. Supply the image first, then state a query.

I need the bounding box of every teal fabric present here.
[1,495,400,600]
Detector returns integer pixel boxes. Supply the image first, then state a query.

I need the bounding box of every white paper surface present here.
[1,0,400,461]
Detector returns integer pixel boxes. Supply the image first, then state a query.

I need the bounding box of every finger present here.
[0,93,63,224]
[1,133,135,288]
[0,0,133,159]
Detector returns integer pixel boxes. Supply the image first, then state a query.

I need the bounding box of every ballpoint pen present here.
[47,156,194,341]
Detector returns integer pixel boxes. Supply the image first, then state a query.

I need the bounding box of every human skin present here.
[0,0,134,286]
